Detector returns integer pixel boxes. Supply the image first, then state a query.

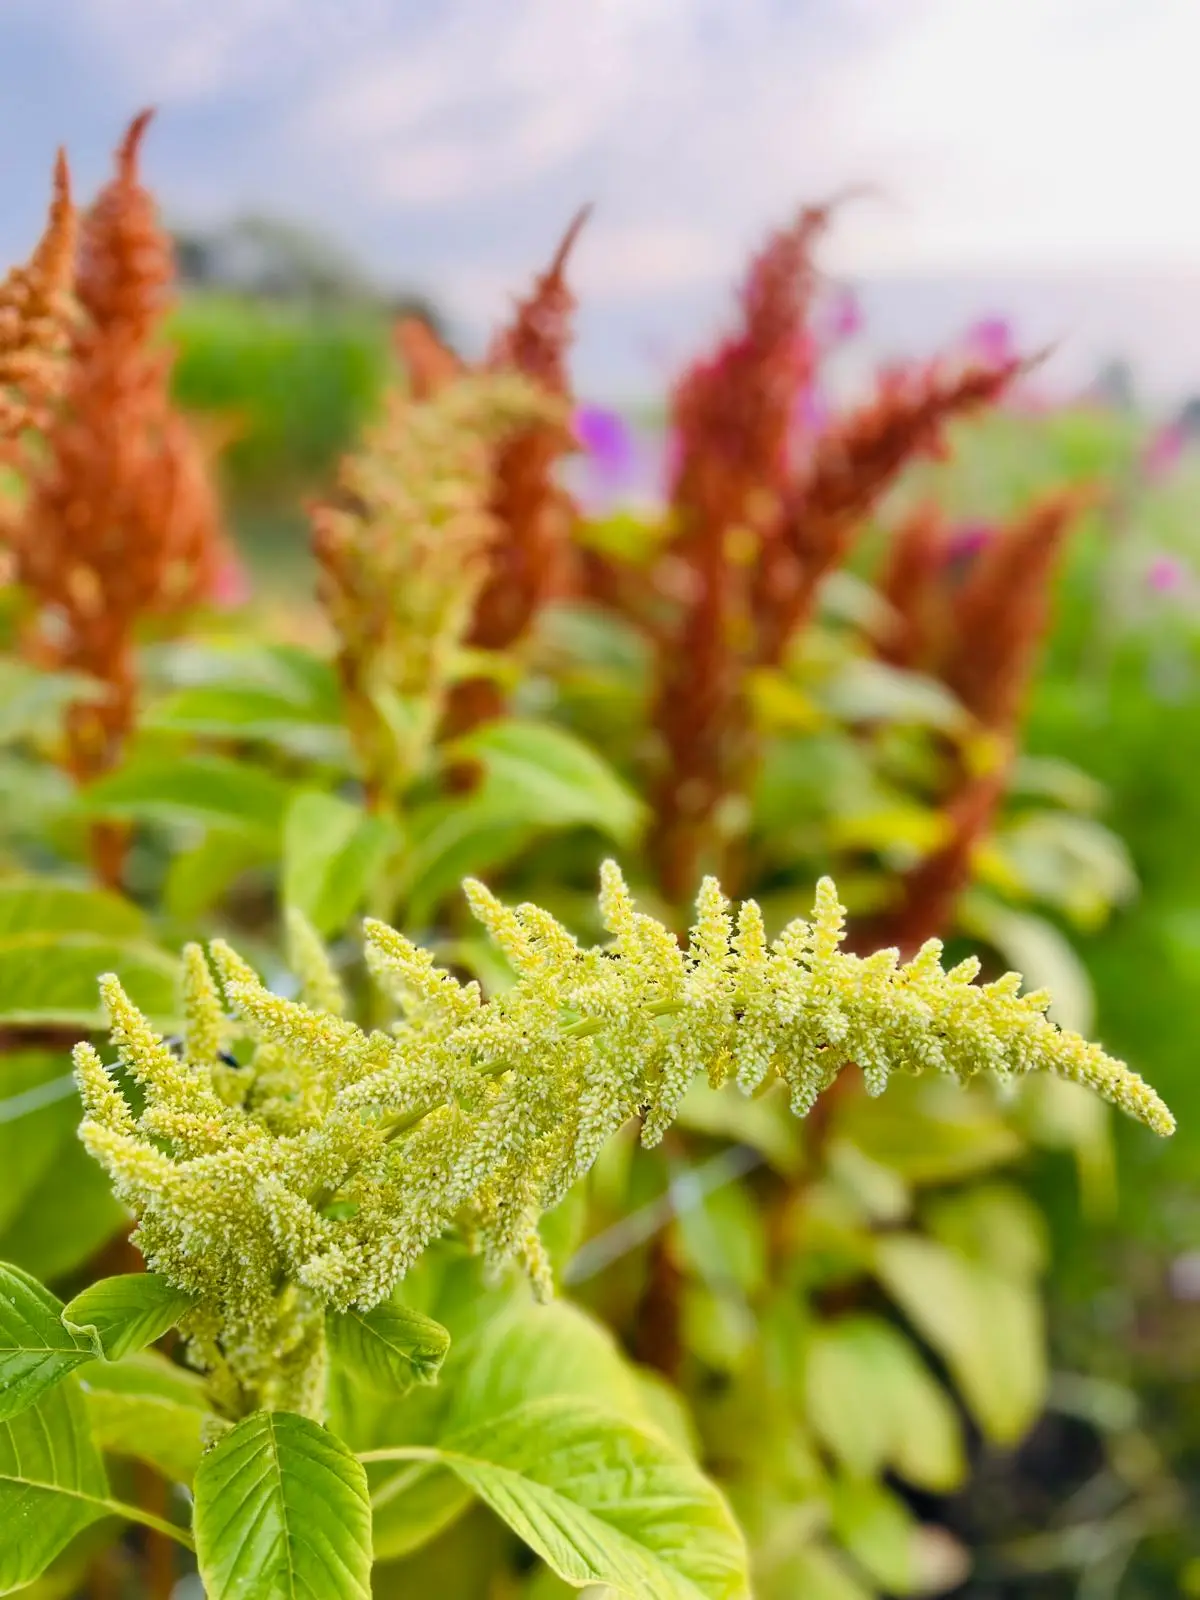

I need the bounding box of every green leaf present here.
[194,1410,372,1600]
[874,1235,1047,1445]
[364,1298,655,1562]
[828,1479,917,1595]
[162,829,267,920]
[0,1263,93,1421]
[282,791,397,936]
[0,1132,128,1282]
[0,1379,111,1593]
[804,1316,964,1492]
[922,1183,1049,1283]
[0,933,179,1029]
[62,1273,195,1362]
[0,661,107,748]
[0,879,145,940]
[80,1352,216,1484]
[369,1397,749,1600]
[327,1297,450,1397]
[761,1545,872,1600]
[78,754,291,839]
[145,684,350,763]
[832,1076,1024,1187]
[399,794,533,928]
[0,1056,80,1235]
[816,658,968,733]
[449,719,644,843]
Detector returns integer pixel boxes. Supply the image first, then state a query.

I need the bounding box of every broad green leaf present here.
[0,1263,93,1421]
[282,790,397,936]
[449,719,644,843]
[816,658,968,733]
[145,684,350,763]
[366,1298,653,1561]
[146,641,341,714]
[0,1056,80,1235]
[78,754,291,839]
[163,829,268,920]
[62,1273,195,1362]
[828,1479,917,1595]
[0,1379,110,1591]
[874,1235,1046,1445]
[832,1076,1023,1187]
[675,1181,767,1298]
[804,1316,964,1492]
[922,1183,1049,1283]
[0,661,107,747]
[80,1352,216,1484]
[327,1297,450,1396]
[0,1132,128,1282]
[194,1410,372,1600]
[0,933,179,1029]
[759,1545,872,1600]
[370,1397,749,1600]
[399,794,533,928]
[0,879,144,940]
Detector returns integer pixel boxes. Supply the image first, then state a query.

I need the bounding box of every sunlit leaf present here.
[194,1410,372,1599]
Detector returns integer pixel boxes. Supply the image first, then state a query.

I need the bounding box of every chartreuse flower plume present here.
[73,865,1172,1418]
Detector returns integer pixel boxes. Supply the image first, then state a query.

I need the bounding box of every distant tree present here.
[168,213,447,334]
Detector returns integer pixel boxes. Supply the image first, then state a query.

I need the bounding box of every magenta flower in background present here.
[1147,555,1186,595]
[944,520,996,576]
[965,316,1016,367]
[211,551,252,609]
[1143,423,1186,481]
[574,405,636,481]
[823,288,862,345]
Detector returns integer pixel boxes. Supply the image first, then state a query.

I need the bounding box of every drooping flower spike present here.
[75,866,1172,1418]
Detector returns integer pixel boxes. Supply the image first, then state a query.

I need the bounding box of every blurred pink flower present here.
[946,519,996,566]
[1143,423,1185,481]
[574,404,636,481]
[823,288,862,344]
[965,316,1016,366]
[211,552,252,609]
[1147,554,1186,594]
[794,382,829,437]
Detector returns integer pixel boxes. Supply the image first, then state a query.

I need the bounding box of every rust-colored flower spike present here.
[942,487,1085,729]
[0,149,76,451]
[752,353,1024,667]
[393,315,464,402]
[5,110,228,886]
[445,208,589,738]
[647,208,831,904]
[858,486,1086,956]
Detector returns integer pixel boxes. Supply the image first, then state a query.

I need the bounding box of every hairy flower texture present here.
[4,112,228,881]
[445,209,589,738]
[75,866,1173,1419]
[861,488,1085,955]
[751,353,1023,668]
[643,209,1021,904]
[311,370,560,808]
[393,314,465,402]
[0,150,76,452]
[646,209,830,902]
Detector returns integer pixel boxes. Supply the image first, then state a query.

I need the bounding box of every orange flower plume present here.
[0,150,76,452]
[4,111,228,885]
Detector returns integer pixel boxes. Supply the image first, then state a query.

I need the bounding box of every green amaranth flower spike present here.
[73,865,1173,1419]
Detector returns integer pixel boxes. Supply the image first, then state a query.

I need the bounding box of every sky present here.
[5,0,1200,401]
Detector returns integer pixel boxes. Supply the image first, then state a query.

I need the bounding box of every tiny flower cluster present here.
[74,866,1172,1415]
